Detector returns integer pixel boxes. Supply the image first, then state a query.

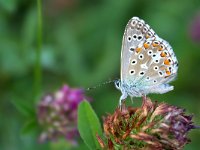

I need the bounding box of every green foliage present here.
[78,101,102,150]
[11,99,35,117]
[50,139,73,150]
[0,0,200,149]
[12,99,39,135]
[21,118,38,135]
[0,0,18,12]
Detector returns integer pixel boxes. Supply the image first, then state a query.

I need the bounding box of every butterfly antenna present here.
[86,79,118,91]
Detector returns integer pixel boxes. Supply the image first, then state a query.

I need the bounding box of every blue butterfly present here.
[115,17,178,105]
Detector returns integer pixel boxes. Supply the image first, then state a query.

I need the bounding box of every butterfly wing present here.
[121,17,178,97]
[121,17,158,82]
[127,37,178,95]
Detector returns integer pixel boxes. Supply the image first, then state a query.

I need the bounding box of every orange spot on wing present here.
[164,59,170,65]
[136,47,142,53]
[166,70,171,76]
[143,43,150,49]
[160,66,165,70]
[145,35,150,39]
[160,52,167,57]
[152,42,159,47]
[158,45,164,51]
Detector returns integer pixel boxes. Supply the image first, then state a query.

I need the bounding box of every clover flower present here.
[189,11,200,42]
[37,85,89,144]
[97,97,197,150]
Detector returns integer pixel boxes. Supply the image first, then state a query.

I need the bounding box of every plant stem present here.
[35,0,42,99]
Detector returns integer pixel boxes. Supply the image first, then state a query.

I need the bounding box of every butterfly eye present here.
[129,70,135,75]
[114,80,121,89]
[147,50,153,55]
[131,59,137,65]
[127,36,132,42]
[138,54,144,60]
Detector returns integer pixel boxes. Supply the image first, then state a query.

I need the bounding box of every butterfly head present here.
[114,79,121,90]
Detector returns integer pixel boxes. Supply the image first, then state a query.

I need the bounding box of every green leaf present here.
[21,118,38,135]
[78,100,102,150]
[11,99,35,117]
[50,139,71,150]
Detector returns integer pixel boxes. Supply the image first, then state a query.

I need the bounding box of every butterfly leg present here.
[141,94,147,107]
[119,91,127,110]
[130,97,134,104]
[119,95,126,106]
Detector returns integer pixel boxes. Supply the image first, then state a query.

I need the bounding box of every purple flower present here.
[37,85,90,144]
[189,11,200,42]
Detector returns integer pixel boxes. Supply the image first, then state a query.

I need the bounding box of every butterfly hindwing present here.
[127,37,178,95]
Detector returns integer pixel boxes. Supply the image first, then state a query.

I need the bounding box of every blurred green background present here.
[0,0,200,149]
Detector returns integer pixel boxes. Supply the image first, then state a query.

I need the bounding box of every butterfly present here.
[115,17,178,105]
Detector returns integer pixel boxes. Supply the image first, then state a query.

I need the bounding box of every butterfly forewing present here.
[121,17,157,82]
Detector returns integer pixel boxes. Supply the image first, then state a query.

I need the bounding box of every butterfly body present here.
[115,17,178,105]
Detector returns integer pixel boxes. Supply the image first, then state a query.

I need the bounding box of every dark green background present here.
[0,0,200,149]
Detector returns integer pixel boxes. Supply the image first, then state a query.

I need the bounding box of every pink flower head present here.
[37,84,90,144]
[189,12,200,42]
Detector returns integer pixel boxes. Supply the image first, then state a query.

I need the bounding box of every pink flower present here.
[189,12,200,42]
[37,85,90,144]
